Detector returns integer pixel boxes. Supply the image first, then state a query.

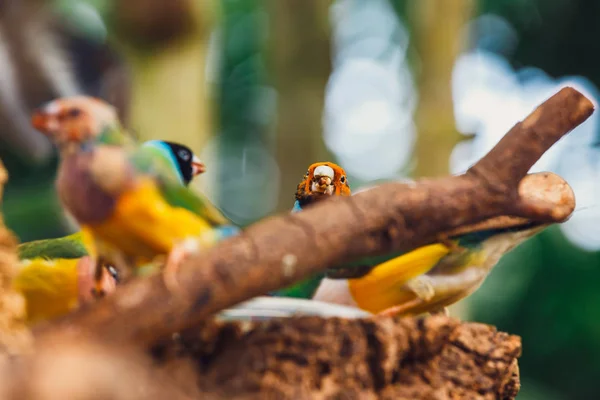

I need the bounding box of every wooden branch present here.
[37,87,593,348]
[154,315,522,399]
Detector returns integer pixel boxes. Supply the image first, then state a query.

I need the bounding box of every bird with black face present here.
[140,140,205,186]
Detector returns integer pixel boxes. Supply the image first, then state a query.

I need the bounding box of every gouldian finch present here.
[274,162,351,298]
[13,139,206,323]
[313,221,547,316]
[30,96,239,294]
[277,161,547,320]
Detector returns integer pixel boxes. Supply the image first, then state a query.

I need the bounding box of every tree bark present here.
[178,315,521,399]
[15,316,521,399]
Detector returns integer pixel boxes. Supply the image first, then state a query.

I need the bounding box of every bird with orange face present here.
[275,161,548,320]
[292,162,351,212]
[275,161,457,309]
[273,162,351,298]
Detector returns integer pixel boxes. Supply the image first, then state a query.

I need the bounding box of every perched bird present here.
[29,95,236,294]
[278,161,548,318]
[13,138,206,323]
[274,162,351,298]
[313,221,547,316]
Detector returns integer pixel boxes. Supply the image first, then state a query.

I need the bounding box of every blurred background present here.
[0,0,599,398]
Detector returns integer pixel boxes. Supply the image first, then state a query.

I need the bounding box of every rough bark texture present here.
[0,315,521,399]
[35,87,593,348]
[0,160,32,356]
[145,316,521,399]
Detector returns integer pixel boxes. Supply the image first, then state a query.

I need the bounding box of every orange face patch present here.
[31,96,117,144]
[300,161,351,197]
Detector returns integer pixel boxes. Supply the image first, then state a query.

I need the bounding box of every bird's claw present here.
[429,307,450,317]
[163,238,201,293]
[404,276,435,301]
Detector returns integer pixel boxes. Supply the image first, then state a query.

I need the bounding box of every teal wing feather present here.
[18,233,88,261]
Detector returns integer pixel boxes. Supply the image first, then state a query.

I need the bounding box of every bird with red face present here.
[292,162,351,212]
[272,162,351,298]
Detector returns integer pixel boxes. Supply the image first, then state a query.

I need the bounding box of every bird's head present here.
[31,96,120,149]
[140,140,205,186]
[295,162,351,207]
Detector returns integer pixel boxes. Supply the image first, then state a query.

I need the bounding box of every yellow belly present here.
[86,179,215,262]
[13,258,79,324]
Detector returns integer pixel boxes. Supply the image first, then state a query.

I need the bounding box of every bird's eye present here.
[106,265,120,283]
[340,176,346,184]
[68,108,81,118]
[178,149,191,161]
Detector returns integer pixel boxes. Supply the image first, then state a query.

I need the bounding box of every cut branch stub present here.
[444,171,575,237]
[36,86,593,348]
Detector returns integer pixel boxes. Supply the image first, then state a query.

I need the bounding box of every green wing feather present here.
[273,272,326,299]
[18,232,88,261]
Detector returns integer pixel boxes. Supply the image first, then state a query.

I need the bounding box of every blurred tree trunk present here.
[409,0,476,178]
[266,0,333,212]
[110,0,219,157]
[408,0,476,318]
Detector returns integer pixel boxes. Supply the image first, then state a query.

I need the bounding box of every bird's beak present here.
[318,176,332,187]
[191,155,206,176]
[31,100,63,137]
[311,175,333,194]
[31,109,52,134]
